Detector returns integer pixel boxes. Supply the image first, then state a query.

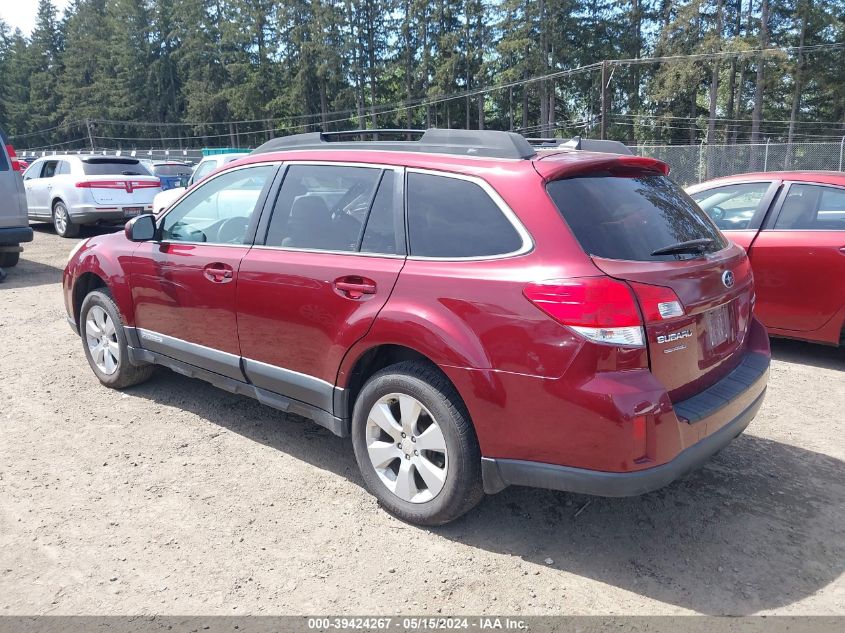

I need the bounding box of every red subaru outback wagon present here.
[64,130,770,525]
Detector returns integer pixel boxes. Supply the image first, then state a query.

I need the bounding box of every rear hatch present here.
[78,157,161,206]
[542,157,754,401]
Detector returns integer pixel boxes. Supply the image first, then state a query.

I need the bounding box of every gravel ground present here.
[1,225,843,616]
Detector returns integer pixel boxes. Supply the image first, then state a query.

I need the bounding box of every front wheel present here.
[351,361,484,526]
[79,289,154,389]
[53,201,80,238]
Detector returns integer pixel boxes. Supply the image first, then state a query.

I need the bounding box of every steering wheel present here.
[217,216,249,244]
[709,205,726,221]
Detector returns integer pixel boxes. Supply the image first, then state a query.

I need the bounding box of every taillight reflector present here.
[524,277,645,347]
[628,282,685,322]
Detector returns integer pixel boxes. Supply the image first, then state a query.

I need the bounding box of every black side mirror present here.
[125,214,157,242]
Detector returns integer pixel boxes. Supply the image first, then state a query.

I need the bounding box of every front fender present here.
[63,232,138,328]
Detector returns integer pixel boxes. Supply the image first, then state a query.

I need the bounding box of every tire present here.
[79,289,154,389]
[0,250,19,267]
[53,201,80,238]
[351,361,484,526]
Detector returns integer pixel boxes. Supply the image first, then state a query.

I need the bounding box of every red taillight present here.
[628,282,685,322]
[524,277,645,346]
[76,179,160,191]
[6,144,21,171]
[76,180,124,189]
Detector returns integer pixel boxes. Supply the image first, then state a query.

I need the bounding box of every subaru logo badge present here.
[722,270,735,288]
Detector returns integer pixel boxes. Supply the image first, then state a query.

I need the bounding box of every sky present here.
[1,0,71,36]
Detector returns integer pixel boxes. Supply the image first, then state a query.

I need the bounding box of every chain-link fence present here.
[18,139,845,186]
[634,140,845,186]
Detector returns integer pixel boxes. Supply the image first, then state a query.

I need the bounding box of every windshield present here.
[547,172,727,261]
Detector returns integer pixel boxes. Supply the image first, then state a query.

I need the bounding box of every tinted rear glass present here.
[82,159,148,176]
[547,173,727,261]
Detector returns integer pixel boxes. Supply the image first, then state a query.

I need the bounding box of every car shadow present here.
[771,337,843,371]
[1,224,121,289]
[127,368,844,615]
[0,253,63,289]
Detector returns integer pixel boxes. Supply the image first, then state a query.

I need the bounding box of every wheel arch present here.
[72,272,108,326]
[51,196,67,213]
[339,344,463,422]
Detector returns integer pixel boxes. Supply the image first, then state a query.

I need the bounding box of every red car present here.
[688,172,845,346]
[63,130,770,525]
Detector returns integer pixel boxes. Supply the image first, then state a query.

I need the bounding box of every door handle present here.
[839,246,845,255]
[203,262,234,284]
[333,276,377,299]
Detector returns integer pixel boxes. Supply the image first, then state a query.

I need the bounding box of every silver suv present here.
[0,127,31,271]
[23,154,162,237]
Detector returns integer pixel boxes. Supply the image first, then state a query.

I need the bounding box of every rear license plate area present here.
[705,303,733,349]
[123,206,143,216]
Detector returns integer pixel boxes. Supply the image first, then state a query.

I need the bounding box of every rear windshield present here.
[547,172,727,261]
[82,159,149,176]
[154,164,192,176]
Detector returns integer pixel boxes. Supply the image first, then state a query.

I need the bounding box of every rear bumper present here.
[482,387,765,496]
[70,205,151,225]
[0,225,34,245]
[480,346,770,497]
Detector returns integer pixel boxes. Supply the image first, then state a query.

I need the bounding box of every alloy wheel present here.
[365,393,448,503]
[54,204,69,235]
[85,306,120,375]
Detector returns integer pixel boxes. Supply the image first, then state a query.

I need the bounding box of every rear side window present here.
[407,172,523,258]
[82,159,147,176]
[547,173,727,261]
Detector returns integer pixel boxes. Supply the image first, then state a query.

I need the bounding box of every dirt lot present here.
[1,225,843,616]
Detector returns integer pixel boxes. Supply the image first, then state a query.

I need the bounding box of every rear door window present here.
[689,182,771,230]
[546,173,727,261]
[774,184,845,230]
[406,172,524,258]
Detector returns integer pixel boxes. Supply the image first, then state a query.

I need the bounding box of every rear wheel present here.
[351,361,484,526]
[0,250,19,267]
[53,201,80,238]
[79,289,154,389]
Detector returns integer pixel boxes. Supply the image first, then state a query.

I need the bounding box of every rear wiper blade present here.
[650,238,713,256]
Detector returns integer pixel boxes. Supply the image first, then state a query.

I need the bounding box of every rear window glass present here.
[154,164,192,177]
[82,159,148,176]
[547,173,727,261]
[407,172,523,258]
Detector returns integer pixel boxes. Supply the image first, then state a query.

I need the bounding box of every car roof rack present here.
[251,128,537,160]
[529,135,633,156]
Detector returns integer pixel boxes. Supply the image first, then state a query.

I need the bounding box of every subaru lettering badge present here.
[722,270,735,288]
